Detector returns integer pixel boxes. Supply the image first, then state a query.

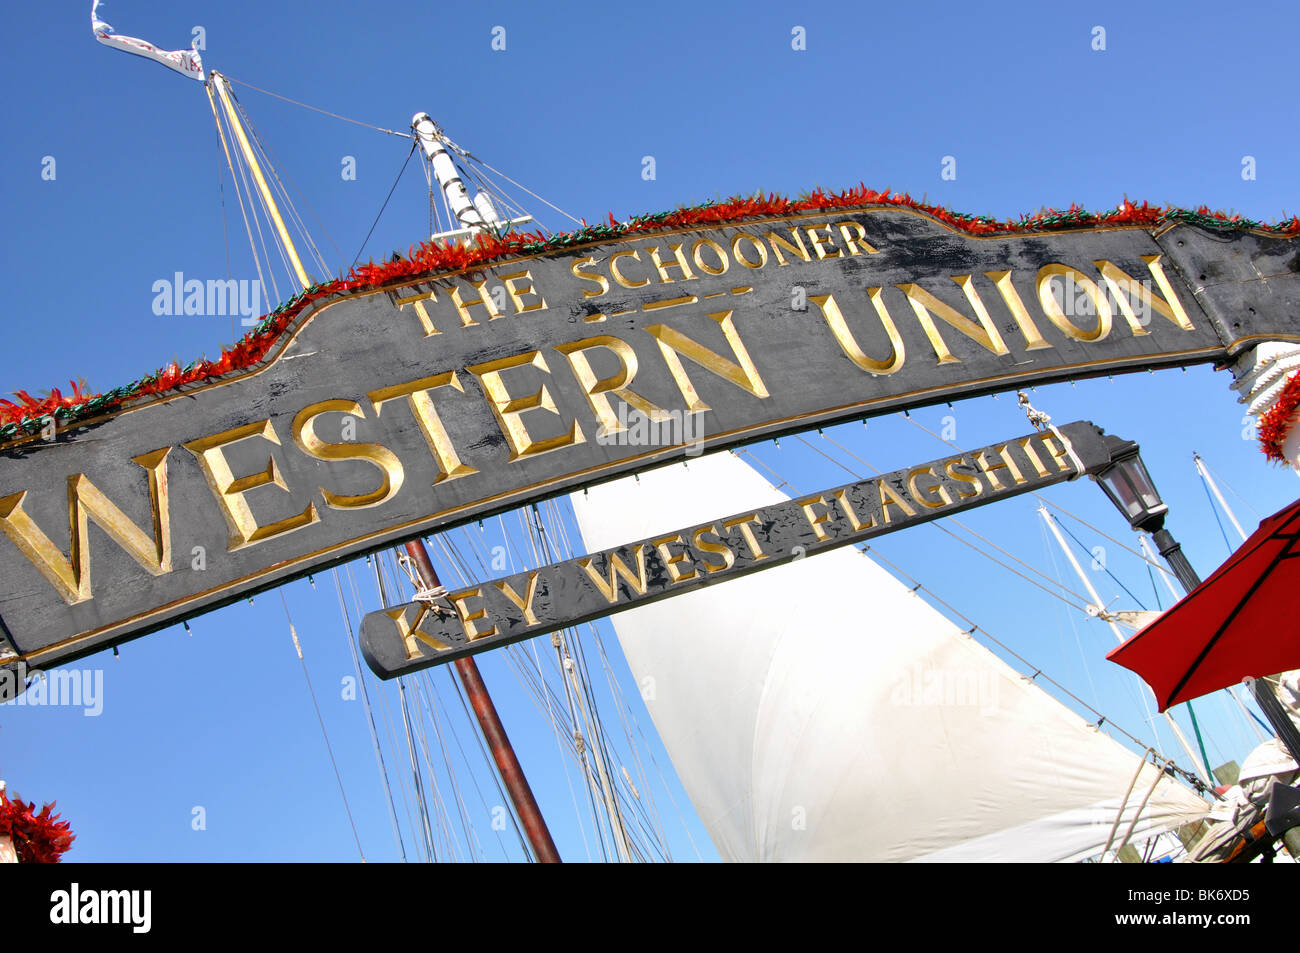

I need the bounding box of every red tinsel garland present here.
[0,791,75,863]
[1258,370,1300,464]
[3,189,1298,449]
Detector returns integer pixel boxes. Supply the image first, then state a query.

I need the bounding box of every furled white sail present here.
[570,449,1209,862]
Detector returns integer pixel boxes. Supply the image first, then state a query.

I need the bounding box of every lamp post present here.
[1092,436,1201,593]
[1091,436,1300,764]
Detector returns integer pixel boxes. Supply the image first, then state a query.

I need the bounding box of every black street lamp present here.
[1093,435,1202,594]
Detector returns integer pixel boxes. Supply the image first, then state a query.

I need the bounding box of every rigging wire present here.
[1036,512,1108,724]
[1198,456,1261,521]
[351,141,418,267]
[206,84,276,317]
[331,568,408,861]
[222,97,283,304]
[541,497,687,858]
[222,74,414,138]
[438,135,585,226]
[278,589,366,861]
[345,562,427,861]
[229,90,332,277]
[369,555,438,861]
[210,100,235,340]
[415,538,539,860]
[230,92,339,275]
[1196,463,1236,555]
[1052,515,1149,611]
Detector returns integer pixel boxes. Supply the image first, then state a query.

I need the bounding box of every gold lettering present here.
[647,243,697,284]
[690,238,729,276]
[878,481,917,523]
[898,277,1010,365]
[1039,433,1075,472]
[645,311,769,412]
[292,400,404,509]
[495,573,542,626]
[836,220,879,257]
[554,336,670,435]
[722,514,768,561]
[907,466,954,508]
[1036,264,1112,342]
[653,533,698,583]
[468,351,585,461]
[797,494,834,540]
[803,224,842,260]
[570,257,610,298]
[386,603,453,660]
[579,547,650,603]
[449,279,503,326]
[1017,436,1052,478]
[984,270,1052,351]
[184,420,318,551]
[691,525,737,573]
[832,488,876,531]
[765,229,811,266]
[1094,256,1195,336]
[976,446,1026,490]
[944,458,984,499]
[0,448,173,604]
[449,587,498,642]
[368,374,477,484]
[610,250,650,289]
[498,268,548,314]
[731,233,769,269]
[810,289,905,375]
[393,288,440,336]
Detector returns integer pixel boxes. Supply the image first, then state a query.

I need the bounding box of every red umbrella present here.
[1108,497,1300,711]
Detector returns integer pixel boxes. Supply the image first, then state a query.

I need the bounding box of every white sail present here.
[570,450,1209,862]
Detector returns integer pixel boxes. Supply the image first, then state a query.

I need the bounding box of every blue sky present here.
[0,1,1297,861]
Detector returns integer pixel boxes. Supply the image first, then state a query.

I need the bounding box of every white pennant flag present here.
[91,1,205,82]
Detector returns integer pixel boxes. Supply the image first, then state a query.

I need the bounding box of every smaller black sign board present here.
[361,421,1115,677]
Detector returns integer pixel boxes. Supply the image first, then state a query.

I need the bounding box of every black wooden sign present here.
[1,205,1297,675]
[360,422,1117,676]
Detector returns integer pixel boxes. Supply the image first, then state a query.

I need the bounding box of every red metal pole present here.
[403,540,562,863]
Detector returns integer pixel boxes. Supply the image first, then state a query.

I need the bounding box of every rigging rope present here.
[1199,457,1261,521]
[222,74,414,138]
[1197,462,1236,555]
[1052,514,1149,611]
[278,589,366,861]
[210,101,234,340]
[231,93,338,275]
[438,135,584,226]
[229,91,331,278]
[351,142,417,267]
[206,84,276,315]
[331,568,408,861]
